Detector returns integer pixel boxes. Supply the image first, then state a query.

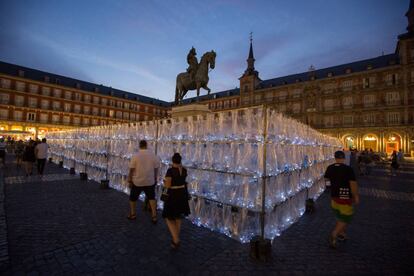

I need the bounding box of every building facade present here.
[0,62,170,140]
[184,3,414,156]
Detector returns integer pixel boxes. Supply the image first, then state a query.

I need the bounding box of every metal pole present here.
[260,105,268,240]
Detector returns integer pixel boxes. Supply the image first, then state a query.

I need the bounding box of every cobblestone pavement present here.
[0,158,413,275]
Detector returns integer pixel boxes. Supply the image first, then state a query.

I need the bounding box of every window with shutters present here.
[63,116,70,124]
[39,113,48,123]
[92,119,98,125]
[83,117,90,125]
[363,113,376,125]
[93,96,100,104]
[342,96,353,109]
[54,89,61,97]
[14,110,23,121]
[52,101,61,111]
[385,73,398,86]
[130,113,136,121]
[92,107,99,116]
[101,98,108,105]
[363,94,376,107]
[0,109,8,119]
[341,80,353,91]
[15,95,24,107]
[100,108,106,116]
[84,106,90,114]
[109,110,114,117]
[386,92,400,105]
[52,114,60,123]
[387,112,400,125]
[27,112,36,121]
[42,87,51,96]
[117,101,123,108]
[0,93,9,104]
[116,110,122,118]
[29,84,38,93]
[16,81,26,92]
[74,104,81,113]
[28,97,38,108]
[123,112,129,120]
[73,117,80,125]
[84,94,91,103]
[75,93,81,101]
[1,79,11,89]
[323,83,336,93]
[64,91,72,100]
[343,115,353,126]
[291,88,302,98]
[64,103,71,112]
[41,99,50,109]
[324,99,335,110]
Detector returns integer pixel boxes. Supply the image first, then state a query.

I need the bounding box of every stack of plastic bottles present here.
[47,106,341,243]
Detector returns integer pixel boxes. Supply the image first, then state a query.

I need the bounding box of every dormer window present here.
[94,87,99,92]
[44,76,50,83]
[328,72,333,77]
[75,83,81,89]
[367,64,373,70]
[345,68,352,74]
[18,70,25,77]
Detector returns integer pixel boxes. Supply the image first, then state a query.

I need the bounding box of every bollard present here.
[249,236,272,262]
[80,172,88,181]
[70,168,75,174]
[100,179,109,189]
[59,161,63,168]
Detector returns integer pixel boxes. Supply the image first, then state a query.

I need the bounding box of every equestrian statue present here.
[175,47,216,104]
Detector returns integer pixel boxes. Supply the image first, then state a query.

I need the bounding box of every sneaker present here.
[328,236,337,249]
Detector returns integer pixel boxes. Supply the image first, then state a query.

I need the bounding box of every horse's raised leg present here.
[196,83,201,102]
[202,84,211,95]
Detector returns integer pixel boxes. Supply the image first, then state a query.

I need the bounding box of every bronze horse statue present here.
[175,50,216,104]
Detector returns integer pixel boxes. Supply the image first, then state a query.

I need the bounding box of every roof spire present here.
[406,0,414,32]
[246,32,255,73]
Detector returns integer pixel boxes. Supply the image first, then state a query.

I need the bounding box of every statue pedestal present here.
[171,104,211,118]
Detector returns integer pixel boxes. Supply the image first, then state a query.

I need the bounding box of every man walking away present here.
[35,138,48,179]
[127,140,160,224]
[0,138,6,167]
[324,150,359,249]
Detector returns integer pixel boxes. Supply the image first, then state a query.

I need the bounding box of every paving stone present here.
[0,158,414,274]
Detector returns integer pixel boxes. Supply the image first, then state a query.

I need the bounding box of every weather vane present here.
[250,31,253,43]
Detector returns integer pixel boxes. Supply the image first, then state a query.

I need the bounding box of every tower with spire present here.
[239,33,261,106]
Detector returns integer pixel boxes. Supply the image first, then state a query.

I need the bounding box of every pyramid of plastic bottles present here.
[47,106,341,243]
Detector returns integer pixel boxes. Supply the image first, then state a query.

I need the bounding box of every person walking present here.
[127,140,160,224]
[35,138,48,179]
[324,150,359,249]
[390,150,399,176]
[0,138,6,167]
[15,140,24,168]
[162,153,190,249]
[23,140,36,176]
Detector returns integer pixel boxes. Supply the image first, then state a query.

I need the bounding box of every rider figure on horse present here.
[186,47,198,81]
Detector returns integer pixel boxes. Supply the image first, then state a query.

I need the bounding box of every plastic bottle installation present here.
[47,106,341,243]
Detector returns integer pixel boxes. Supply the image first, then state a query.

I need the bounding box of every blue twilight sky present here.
[0,0,408,102]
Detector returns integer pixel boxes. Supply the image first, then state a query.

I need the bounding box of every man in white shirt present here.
[35,138,48,178]
[127,140,160,224]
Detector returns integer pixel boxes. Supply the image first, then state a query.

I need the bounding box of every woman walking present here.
[23,140,36,176]
[162,153,190,249]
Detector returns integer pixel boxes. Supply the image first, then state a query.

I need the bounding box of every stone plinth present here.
[171,104,211,118]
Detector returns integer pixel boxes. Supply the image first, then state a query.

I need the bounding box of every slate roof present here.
[258,53,399,89]
[0,61,171,107]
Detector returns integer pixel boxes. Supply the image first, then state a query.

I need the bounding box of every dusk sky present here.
[0,0,408,102]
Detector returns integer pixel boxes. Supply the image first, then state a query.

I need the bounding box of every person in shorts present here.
[324,150,359,249]
[127,140,160,224]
